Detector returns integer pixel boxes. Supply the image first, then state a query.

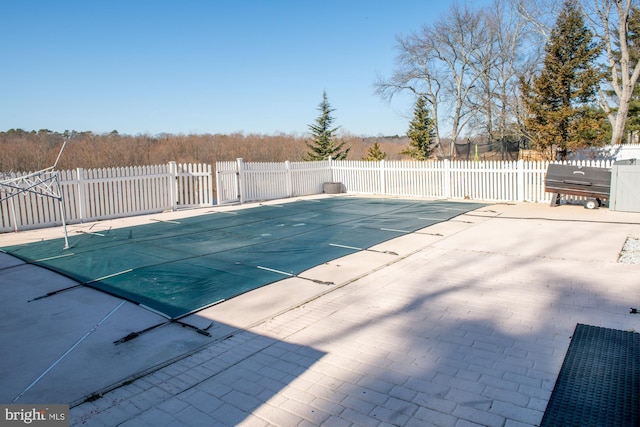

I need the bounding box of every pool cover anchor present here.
[303,277,335,286]
[177,319,213,336]
[28,283,85,302]
[113,321,169,345]
[29,269,134,302]
[257,265,335,286]
[329,243,398,256]
[113,318,213,345]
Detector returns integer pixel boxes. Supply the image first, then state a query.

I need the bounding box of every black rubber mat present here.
[540,324,640,427]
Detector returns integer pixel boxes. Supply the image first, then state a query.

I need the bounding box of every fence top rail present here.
[331,159,612,168]
[9,159,615,179]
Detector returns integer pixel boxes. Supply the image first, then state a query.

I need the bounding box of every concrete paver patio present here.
[3,197,640,426]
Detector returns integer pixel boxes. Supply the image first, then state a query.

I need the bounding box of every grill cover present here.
[545,164,611,198]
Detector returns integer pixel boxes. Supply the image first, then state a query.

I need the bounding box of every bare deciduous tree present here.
[375,29,445,156]
[482,0,539,146]
[376,3,510,157]
[590,0,640,144]
[513,0,566,39]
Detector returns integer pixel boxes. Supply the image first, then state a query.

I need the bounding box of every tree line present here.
[0,128,410,172]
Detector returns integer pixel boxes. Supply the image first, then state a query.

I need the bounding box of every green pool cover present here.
[2,197,486,319]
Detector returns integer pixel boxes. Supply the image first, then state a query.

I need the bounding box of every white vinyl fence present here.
[619,144,640,160]
[0,157,616,233]
[1,162,213,232]
[569,143,640,161]
[216,158,613,205]
[216,158,332,204]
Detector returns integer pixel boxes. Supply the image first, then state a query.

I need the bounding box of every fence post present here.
[517,159,525,202]
[443,159,451,198]
[236,158,245,204]
[76,167,86,223]
[285,160,293,197]
[379,160,386,195]
[168,161,178,211]
[328,157,334,183]
[206,164,214,205]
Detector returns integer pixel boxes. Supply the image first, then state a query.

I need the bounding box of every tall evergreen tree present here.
[520,0,604,159]
[305,91,350,160]
[401,96,435,160]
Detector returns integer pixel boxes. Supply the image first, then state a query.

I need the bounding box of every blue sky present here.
[1,1,489,137]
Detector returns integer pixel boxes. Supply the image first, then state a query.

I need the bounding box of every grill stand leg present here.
[550,193,561,207]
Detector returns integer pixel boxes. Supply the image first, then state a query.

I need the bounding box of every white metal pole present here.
[9,196,18,233]
[55,173,70,249]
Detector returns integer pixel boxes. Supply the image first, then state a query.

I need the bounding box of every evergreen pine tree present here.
[401,96,435,160]
[305,91,350,160]
[363,142,387,160]
[520,0,604,159]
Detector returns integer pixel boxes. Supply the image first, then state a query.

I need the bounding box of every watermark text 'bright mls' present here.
[1,405,68,427]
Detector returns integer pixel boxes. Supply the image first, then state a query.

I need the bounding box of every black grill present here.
[545,164,611,208]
